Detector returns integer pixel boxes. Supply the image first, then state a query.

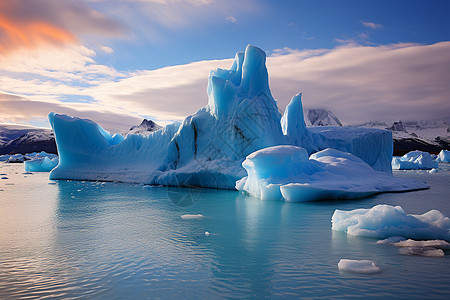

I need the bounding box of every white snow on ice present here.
[332,205,450,242]
[392,150,438,170]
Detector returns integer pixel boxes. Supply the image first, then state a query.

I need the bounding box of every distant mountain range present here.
[1,115,448,157]
[0,124,57,155]
[357,120,450,155]
[303,109,450,156]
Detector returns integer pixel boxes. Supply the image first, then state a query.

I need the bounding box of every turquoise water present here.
[1,163,450,299]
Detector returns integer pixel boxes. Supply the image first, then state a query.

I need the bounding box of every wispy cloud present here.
[0,0,124,54]
[225,16,237,24]
[361,21,383,30]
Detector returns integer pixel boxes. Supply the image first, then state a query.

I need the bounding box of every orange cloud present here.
[0,0,123,54]
[0,15,76,53]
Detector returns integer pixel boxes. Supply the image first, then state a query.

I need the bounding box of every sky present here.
[0,0,449,132]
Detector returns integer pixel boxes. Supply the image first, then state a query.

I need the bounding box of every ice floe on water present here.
[338,259,381,274]
[236,146,428,201]
[436,150,450,163]
[392,150,439,170]
[181,214,205,220]
[24,156,59,172]
[332,205,450,242]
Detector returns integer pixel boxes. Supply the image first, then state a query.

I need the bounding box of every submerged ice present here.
[50,45,418,197]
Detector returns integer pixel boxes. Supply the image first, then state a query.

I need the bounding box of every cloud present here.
[101,46,114,54]
[0,91,141,132]
[88,59,233,120]
[0,0,124,54]
[361,21,383,30]
[226,16,237,24]
[1,42,449,132]
[266,42,450,124]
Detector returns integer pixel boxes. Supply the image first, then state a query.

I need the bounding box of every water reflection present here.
[2,166,450,299]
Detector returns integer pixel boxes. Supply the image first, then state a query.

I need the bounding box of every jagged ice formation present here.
[49,45,395,189]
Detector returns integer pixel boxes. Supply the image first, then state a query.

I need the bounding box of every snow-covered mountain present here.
[304,108,343,127]
[127,119,162,136]
[0,124,57,155]
[358,120,450,155]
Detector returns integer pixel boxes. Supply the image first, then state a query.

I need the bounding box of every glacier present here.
[235,146,427,201]
[332,205,450,242]
[392,150,439,170]
[51,45,396,190]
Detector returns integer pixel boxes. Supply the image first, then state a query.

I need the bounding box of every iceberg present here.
[24,156,59,172]
[436,149,450,163]
[332,205,450,242]
[50,45,393,188]
[392,150,439,170]
[236,145,427,201]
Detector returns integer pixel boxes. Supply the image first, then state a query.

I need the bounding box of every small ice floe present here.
[142,185,155,190]
[205,231,210,236]
[376,236,407,244]
[398,247,444,257]
[394,239,449,257]
[394,239,450,249]
[428,168,439,174]
[181,214,205,220]
[338,259,381,274]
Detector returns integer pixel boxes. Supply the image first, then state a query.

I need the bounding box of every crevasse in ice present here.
[50,45,394,189]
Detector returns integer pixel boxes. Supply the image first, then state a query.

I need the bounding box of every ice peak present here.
[239,45,271,98]
[207,45,272,119]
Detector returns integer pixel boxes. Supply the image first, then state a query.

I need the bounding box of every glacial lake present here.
[1,163,450,299]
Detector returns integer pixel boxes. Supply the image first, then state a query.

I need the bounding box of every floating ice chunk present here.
[181,214,205,220]
[436,150,450,163]
[428,168,439,173]
[337,259,381,274]
[398,247,444,257]
[394,239,450,250]
[142,185,156,190]
[376,236,407,244]
[204,231,210,236]
[236,146,428,201]
[6,154,24,163]
[24,157,59,172]
[0,155,10,161]
[392,150,438,170]
[332,205,450,241]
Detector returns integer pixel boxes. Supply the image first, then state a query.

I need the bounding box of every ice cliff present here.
[49,45,394,189]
